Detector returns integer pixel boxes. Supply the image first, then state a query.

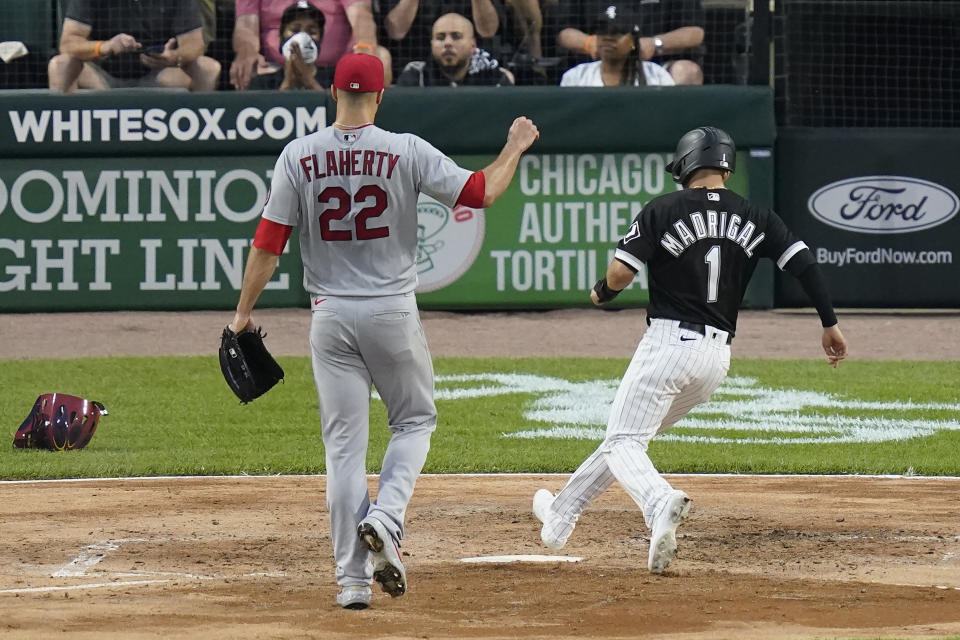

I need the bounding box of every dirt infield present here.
[2,309,959,639]
[2,307,960,360]
[2,475,959,640]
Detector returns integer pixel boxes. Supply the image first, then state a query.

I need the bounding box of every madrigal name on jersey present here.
[659,210,765,258]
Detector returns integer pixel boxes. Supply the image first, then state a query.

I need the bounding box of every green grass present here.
[1,356,958,479]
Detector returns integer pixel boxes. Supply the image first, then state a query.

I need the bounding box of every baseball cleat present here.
[336,585,371,610]
[358,518,407,597]
[532,489,554,523]
[648,490,691,574]
[533,489,575,550]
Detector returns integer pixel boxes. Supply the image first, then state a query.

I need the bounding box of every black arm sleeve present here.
[793,261,838,327]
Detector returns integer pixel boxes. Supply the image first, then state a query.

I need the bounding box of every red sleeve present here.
[456,171,485,208]
[253,217,293,255]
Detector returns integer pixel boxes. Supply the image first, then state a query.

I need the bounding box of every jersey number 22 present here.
[318,185,389,241]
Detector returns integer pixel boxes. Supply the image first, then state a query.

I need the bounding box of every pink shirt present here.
[236,0,366,67]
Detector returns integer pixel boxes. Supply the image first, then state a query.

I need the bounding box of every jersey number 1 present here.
[704,244,720,303]
[318,185,389,241]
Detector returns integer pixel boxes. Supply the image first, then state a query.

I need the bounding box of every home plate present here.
[460,555,583,564]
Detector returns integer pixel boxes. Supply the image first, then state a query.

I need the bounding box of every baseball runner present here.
[533,126,848,573]
[229,53,539,610]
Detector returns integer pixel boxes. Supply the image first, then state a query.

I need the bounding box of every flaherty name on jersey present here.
[299,150,401,182]
[660,210,765,258]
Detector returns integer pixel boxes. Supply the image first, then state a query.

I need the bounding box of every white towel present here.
[0,41,29,63]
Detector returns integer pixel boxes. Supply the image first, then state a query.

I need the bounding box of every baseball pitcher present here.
[533,127,848,574]
[229,53,539,610]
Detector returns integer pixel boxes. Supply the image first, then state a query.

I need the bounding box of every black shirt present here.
[396,58,510,86]
[379,0,492,76]
[616,188,806,335]
[66,0,202,44]
[66,0,203,79]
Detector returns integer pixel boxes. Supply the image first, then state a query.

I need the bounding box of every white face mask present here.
[281,31,320,65]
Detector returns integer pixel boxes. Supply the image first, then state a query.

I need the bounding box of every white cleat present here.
[648,490,691,574]
[533,489,575,550]
[336,585,371,610]
[532,489,554,523]
[358,518,407,597]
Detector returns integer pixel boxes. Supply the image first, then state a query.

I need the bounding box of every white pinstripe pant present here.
[549,319,731,531]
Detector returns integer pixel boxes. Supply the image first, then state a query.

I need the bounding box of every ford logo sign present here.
[808,176,959,234]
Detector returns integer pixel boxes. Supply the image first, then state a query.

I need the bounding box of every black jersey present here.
[615,188,807,335]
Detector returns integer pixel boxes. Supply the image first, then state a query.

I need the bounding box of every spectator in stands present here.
[196,0,217,46]
[247,2,334,89]
[558,0,704,85]
[48,0,221,93]
[381,0,499,81]
[231,0,390,90]
[396,13,513,86]
[502,0,551,62]
[560,5,673,86]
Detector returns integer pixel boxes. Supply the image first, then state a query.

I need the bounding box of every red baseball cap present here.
[333,53,384,92]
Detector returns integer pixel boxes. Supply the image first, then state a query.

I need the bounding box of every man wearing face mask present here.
[396,13,513,87]
[247,1,334,89]
[232,0,391,89]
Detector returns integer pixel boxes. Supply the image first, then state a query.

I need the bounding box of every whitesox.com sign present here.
[808,175,958,234]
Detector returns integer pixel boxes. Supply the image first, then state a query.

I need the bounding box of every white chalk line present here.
[112,570,217,580]
[112,570,287,580]
[837,534,960,543]
[52,538,151,577]
[460,554,583,564]
[3,472,960,485]
[0,580,168,594]
[2,538,288,596]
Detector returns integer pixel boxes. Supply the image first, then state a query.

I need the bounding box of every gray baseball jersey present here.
[262,125,473,296]
[261,123,472,592]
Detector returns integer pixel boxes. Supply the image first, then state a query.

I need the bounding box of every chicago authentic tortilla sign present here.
[808,175,958,234]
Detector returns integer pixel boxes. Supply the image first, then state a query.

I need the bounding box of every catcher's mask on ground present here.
[13,393,108,450]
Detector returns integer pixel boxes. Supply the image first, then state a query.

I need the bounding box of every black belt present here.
[678,321,732,345]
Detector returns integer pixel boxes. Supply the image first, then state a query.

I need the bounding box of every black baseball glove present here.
[219,325,285,404]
